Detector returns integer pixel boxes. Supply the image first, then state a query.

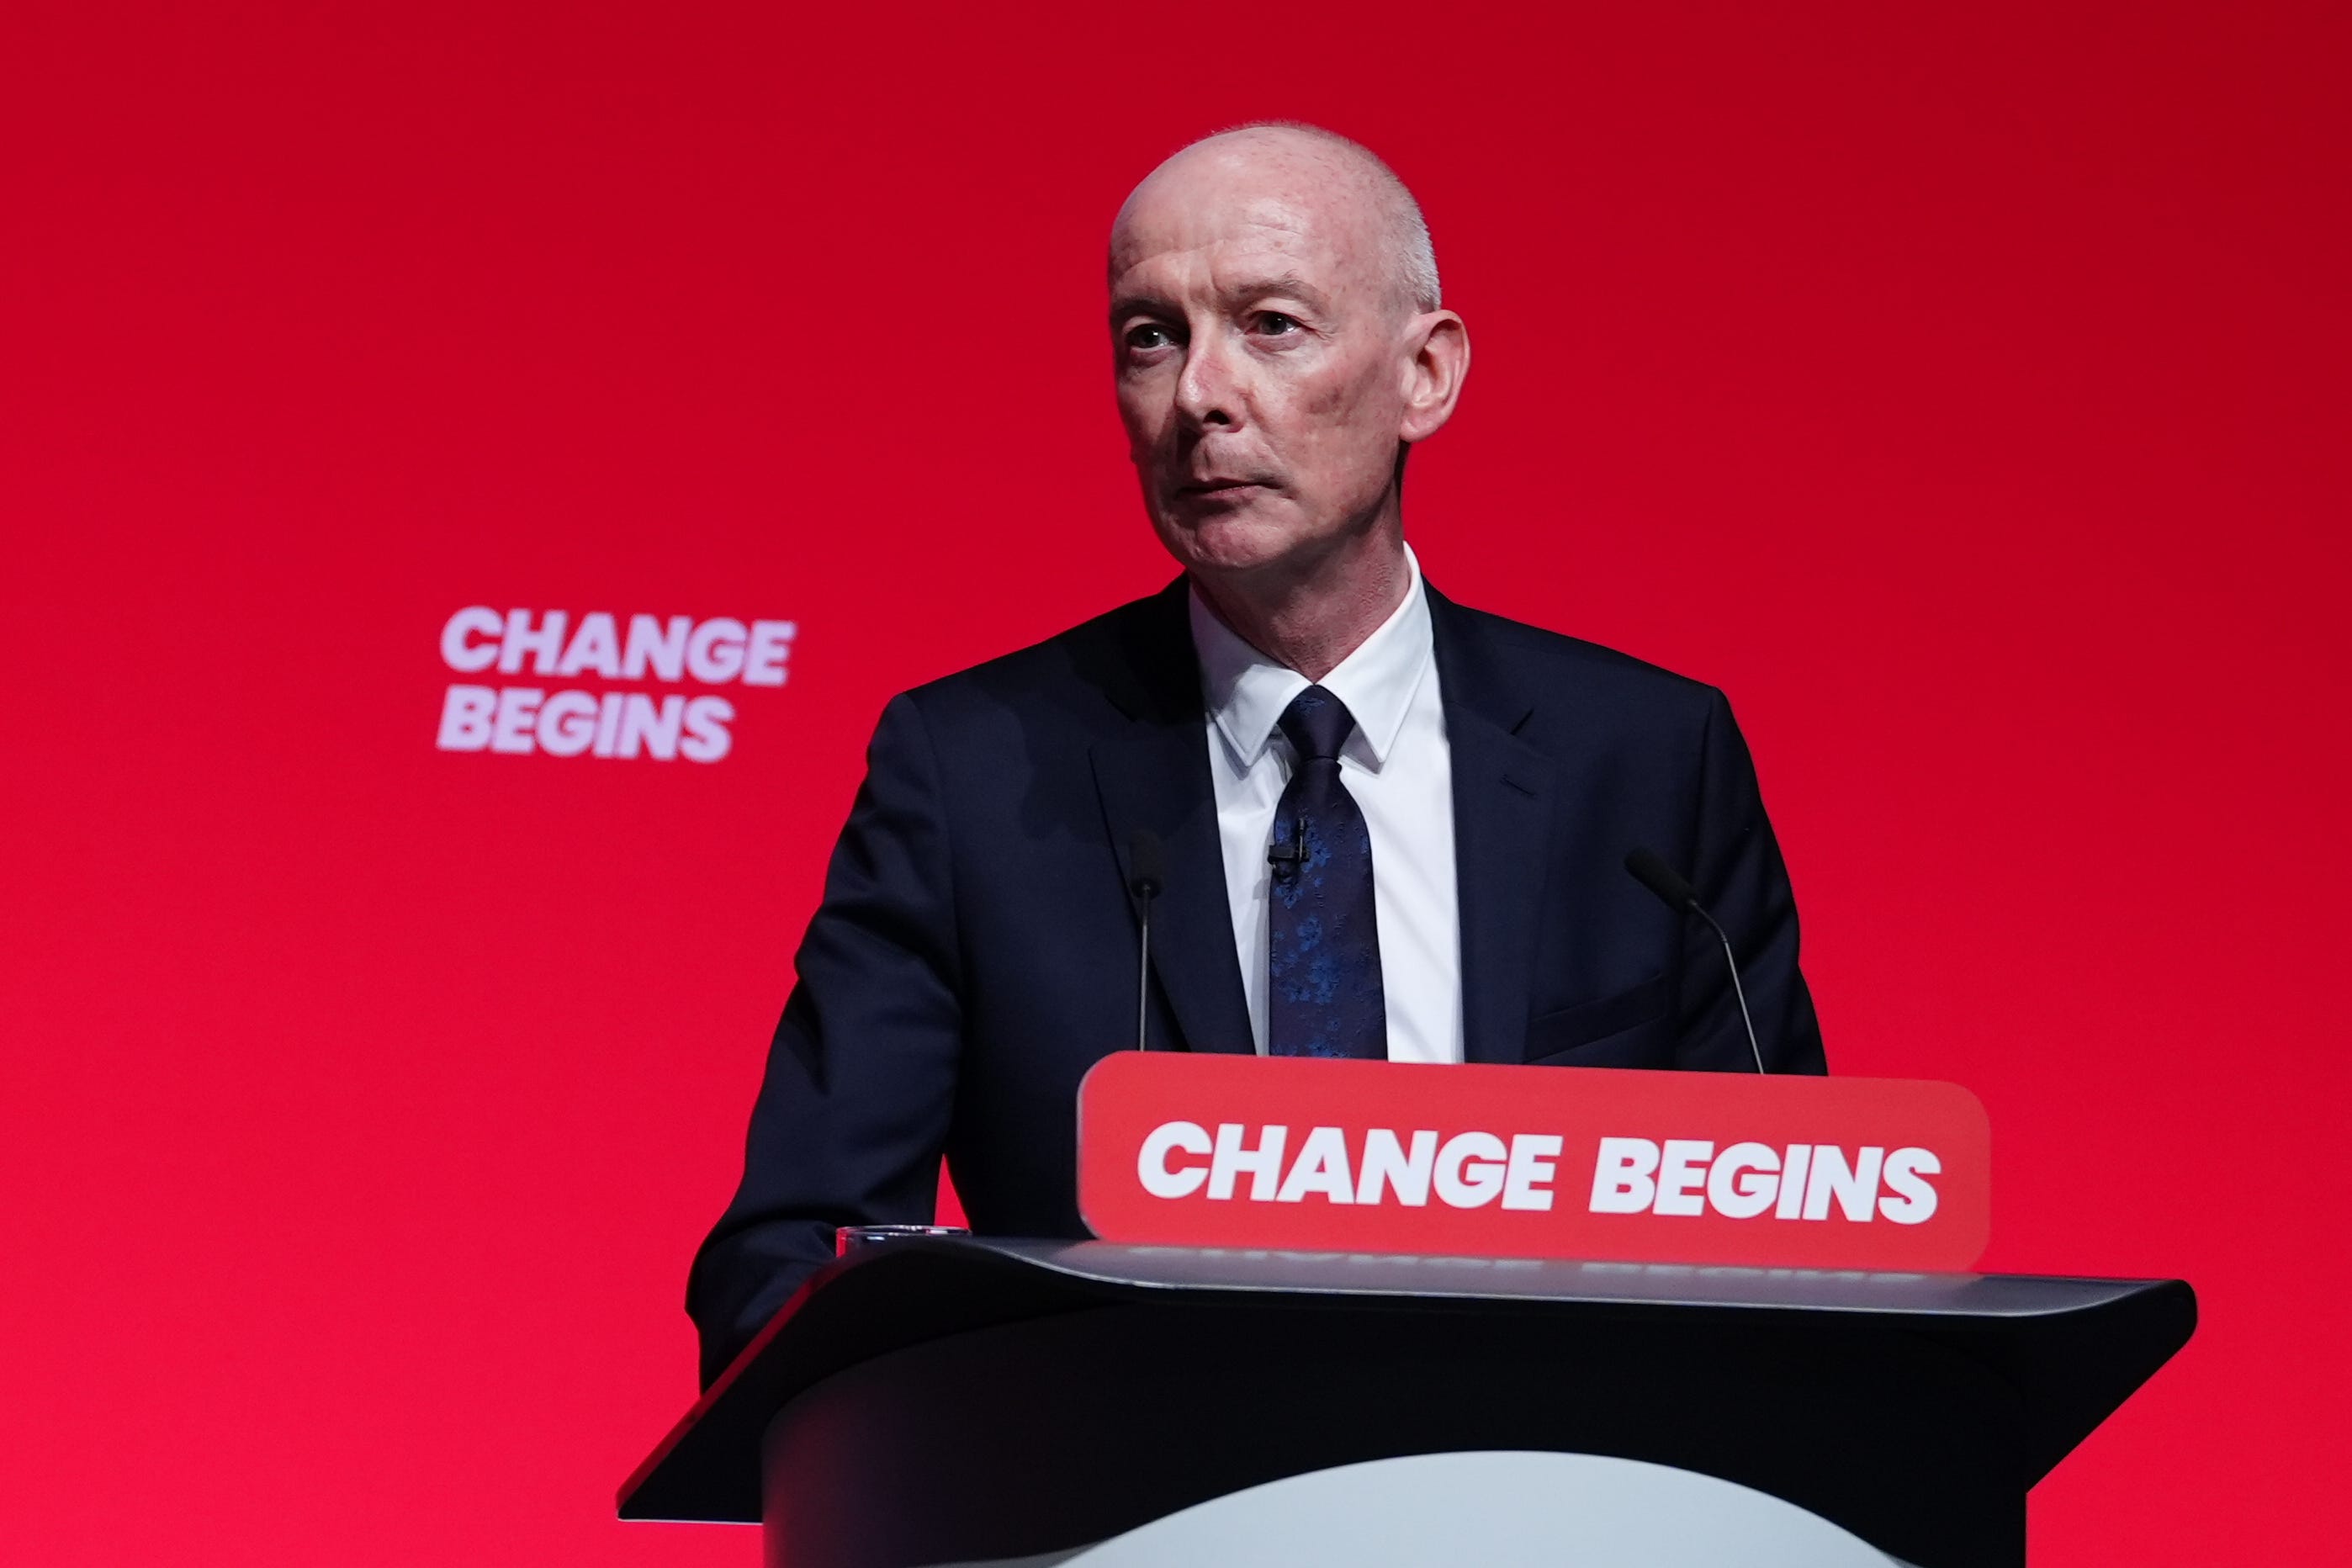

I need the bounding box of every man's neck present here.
[1192,527,1412,683]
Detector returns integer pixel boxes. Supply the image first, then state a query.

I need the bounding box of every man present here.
[688,124,1824,1385]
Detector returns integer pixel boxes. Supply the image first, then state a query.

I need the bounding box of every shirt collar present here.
[1189,543,1434,774]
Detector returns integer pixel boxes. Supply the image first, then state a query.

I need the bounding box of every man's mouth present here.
[1176,478,1270,501]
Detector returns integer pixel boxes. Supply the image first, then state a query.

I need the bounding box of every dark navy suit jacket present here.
[688,579,1825,1383]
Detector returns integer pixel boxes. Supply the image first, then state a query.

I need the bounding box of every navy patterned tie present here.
[1266,686,1388,1058]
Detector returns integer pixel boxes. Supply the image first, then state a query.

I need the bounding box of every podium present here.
[618,1236,2193,1567]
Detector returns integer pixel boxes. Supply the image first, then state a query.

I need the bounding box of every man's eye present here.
[1126,323,1178,352]
[1256,312,1301,336]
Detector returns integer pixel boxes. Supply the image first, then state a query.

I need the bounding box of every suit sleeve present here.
[1678,689,1826,1074]
[685,692,964,1386]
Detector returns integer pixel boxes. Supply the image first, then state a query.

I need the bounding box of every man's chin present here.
[1153,504,1310,577]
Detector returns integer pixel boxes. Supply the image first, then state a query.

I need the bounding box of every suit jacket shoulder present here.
[1445,596,1713,690]
[897,579,1196,739]
[1425,589,1730,758]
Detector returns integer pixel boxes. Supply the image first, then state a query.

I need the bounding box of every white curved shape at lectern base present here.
[930,1450,1906,1568]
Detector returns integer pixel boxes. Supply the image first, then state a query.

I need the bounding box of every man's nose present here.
[1173,330,1244,430]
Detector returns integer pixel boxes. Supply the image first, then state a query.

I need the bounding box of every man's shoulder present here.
[1433,593,1724,722]
[895,580,1188,732]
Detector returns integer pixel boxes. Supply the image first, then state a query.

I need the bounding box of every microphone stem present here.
[1690,903,1767,1074]
[1136,898,1154,1052]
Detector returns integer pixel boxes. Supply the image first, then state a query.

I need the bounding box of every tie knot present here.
[1277,685,1357,764]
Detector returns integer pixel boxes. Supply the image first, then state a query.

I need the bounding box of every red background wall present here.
[4,2,2344,1561]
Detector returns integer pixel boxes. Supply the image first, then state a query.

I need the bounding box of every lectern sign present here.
[1078,1054,1990,1272]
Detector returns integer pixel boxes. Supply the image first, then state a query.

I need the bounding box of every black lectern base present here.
[622,1240,2195,1568]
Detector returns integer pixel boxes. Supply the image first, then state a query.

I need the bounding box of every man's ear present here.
[1398,310,1470,443]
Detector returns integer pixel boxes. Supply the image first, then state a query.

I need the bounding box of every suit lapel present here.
[1089,581,1255,1056]
[1429,588,1557,1066]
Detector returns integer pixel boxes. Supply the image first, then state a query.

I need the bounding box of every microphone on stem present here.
[1624,847,1767,1074]
[1126,829,1168,1052]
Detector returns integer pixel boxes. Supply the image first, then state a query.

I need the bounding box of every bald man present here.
[688,124,1824,1385]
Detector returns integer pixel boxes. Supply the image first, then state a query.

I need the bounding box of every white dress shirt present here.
[1189,546,1464,1063]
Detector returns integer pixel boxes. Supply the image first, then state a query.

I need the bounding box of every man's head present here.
[1108,124,1469,591]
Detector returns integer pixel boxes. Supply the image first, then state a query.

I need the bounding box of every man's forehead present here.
[1116,196,1313,273]
[1110,159,1386,300]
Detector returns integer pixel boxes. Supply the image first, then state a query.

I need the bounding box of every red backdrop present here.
[5,2,2345,1561]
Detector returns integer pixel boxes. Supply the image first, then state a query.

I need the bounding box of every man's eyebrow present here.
[1109,293,1168,324]
[1109,274,1336,326]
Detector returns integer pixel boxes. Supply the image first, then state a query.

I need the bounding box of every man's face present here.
[1109,143,1422,583]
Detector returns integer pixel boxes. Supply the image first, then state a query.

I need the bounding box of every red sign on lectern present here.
[1078,1053,1990,1272]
